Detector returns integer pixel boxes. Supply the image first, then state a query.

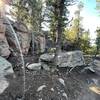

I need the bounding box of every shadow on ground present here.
[0,66,100,100]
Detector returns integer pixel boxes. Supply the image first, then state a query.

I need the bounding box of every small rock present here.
[27,63,41,70]
[51,88,54,92]
[37,85,46,92]
[38,98,42,100]
[62,92,68,100]
[58,78,65,86]
[83,67,95,73]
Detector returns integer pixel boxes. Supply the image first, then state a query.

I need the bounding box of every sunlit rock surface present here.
[27,63,41,70]
[0,56,14,94]
[0,79,9,94]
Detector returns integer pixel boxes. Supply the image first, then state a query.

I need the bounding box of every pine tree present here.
[45,0,75,65]
[96,28,100,54]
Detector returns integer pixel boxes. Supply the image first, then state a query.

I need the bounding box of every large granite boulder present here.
[5,20,31,55]
[0,56,14,94]
[0,21,10,57]
[5,19,19,54]
[13,21,31,55]
[39,51,85,70]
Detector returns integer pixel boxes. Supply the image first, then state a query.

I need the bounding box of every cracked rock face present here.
[12,21,31,55]
[0,18,31,57]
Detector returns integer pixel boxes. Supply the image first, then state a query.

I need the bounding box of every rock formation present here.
[39,51,85,71]
[0,18,10,58]
[0,56,14,94]
[0,18,32,57]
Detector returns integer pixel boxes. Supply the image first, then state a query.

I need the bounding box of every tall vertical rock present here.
[13,21,31,55]
[5,21,31,55]
[0,24,10,57]
[0,1,10,58]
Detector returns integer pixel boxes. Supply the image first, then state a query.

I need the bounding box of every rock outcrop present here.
[0,56,14,77]
[13,21,31,55]
[39,51,85,71]
[0,18,46,57]
[4,19,19,54]
[5,20,31,55]
[0,19,10,57]
[0,56,14,94]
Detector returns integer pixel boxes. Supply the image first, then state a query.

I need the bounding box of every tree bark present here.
[53,0,65,65]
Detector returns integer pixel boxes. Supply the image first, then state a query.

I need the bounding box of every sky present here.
[42,0,100,43]
[69,0,100,43]
[81,0,100,40]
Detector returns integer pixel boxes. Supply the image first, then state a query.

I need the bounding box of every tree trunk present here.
[53,0,65,65]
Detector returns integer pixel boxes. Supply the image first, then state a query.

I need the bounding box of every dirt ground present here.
[0,55,100,100]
